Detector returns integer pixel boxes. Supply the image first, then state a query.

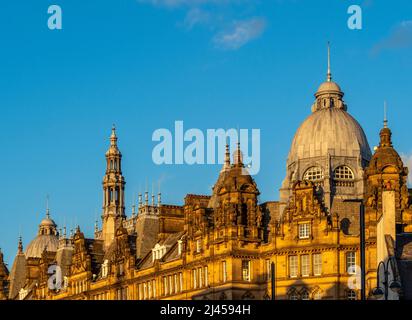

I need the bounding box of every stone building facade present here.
[2,52,412,300]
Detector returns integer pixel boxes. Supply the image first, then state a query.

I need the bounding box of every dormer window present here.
[303,166,324,181]
[102,260,109,278]
[152,244,167,262]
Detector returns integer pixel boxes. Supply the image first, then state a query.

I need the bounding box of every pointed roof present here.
[106,125,122,157]
[8,238,27,299]
[327,41,332,82]
[315,42,343,99]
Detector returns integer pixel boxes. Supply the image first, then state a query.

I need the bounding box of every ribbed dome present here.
[25,234,59,258]
[288,107,372,164]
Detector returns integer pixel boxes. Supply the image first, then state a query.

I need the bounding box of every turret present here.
[102,126,126,249]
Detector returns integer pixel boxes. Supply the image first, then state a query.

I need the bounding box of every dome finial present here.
[384,101,388,128]
[110,124,118,146]
[46,194,50,219]
[327,41,332,82]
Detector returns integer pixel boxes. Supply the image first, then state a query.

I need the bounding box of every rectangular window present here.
[204,266,209,287]
[265,259,271,280]
[242,260,251,282]
[346,252,356,274]
[196,239,202,253]
[199,267,203,288]
[222,261,227,283]
[169,275,173,295]
[179,272,183,293]
[301,255,310,277]
[174,274,178,294]
[299,223,311,239]
[193,269,197,289]
[313,253,322,276]
[289,256,298,278]
[163,277,168,296]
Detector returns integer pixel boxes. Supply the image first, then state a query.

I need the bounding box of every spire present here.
[221,142,231,172]
[379,102,392,148]
[18,236,23,254]
[151,183,155,206]
[46,195,50,219]
[225,143,231,168]
[157,181,161,207]
[157,192,162,207]
[327,41,332,82]
[233,141,243,166]
[110,124,118,147]
[132,202,136,217]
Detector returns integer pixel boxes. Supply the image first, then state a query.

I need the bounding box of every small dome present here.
[316,81,342,95]
[25,234,59,258]
[40,217,56,227]
[25,212,59,258]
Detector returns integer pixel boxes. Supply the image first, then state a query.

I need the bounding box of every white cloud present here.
[372,20,412,55]
[183,8,211,29]
[212,17,266,50]
[401,153,412,186]
[137,0,266,50]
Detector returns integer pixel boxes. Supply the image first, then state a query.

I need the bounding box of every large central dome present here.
[288,107,371,164]
[280,45,372,211]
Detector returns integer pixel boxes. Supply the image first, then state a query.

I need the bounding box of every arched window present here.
[301,290,310,300]
[303,166,324,181]
[289,291,299,300]
[334,166,354,180]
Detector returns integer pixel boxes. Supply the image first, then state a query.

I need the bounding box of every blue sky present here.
[1,0,412,266]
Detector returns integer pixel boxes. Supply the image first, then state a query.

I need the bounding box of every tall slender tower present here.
[102,126,126,248]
